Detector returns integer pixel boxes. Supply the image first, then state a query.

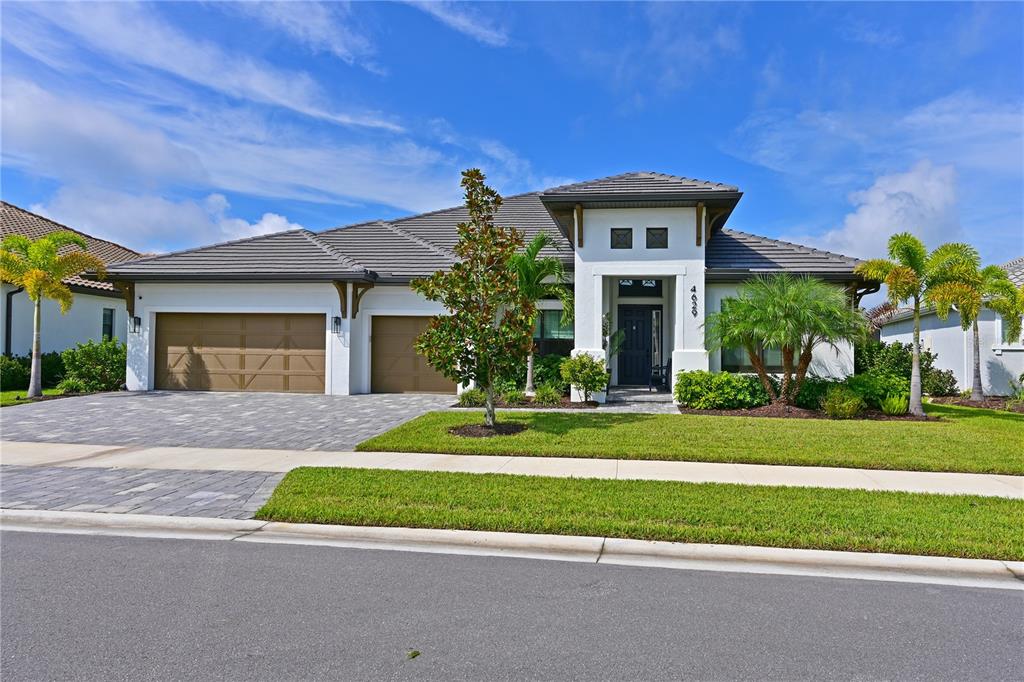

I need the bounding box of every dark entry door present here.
[617,305,658,385]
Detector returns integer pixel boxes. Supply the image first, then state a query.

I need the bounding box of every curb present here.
[2,509,1021,590]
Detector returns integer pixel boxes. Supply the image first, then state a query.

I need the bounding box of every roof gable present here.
[541,171,739,198]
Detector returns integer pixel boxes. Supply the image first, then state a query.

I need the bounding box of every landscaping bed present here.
[257,467,1024,561]
[357,404,1024,474]
[929,396,1024,414]
[676,404,934,421]
[452,397,598,410]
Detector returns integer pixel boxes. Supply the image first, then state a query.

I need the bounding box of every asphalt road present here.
[2,532,1021,681]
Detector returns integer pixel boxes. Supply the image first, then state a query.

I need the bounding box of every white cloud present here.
[232,1,385,74]
[4,2,401,131]
[784,161,962,259]
[1,79,206,188]
[32,187,305,253]
[840,21,902,47]
[407,1,509,47]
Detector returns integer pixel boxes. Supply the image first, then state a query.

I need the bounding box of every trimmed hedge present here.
[60,339,126,392]
[674,370,770,409]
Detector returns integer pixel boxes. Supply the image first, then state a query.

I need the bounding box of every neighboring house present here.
[879,257,1024,396]
[1,202,141,357]
[106,172,872,400]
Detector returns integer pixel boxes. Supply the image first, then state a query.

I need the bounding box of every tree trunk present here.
[483,384,496,427]
[793,344,815,403]
[747,348,778,402]
[909,298,924,417]
[971,319,984,401]
[779,346,795,405]
[27,297,42,399]
[525,351,535,396]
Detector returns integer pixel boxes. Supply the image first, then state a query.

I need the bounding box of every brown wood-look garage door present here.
[155,313,326,393]
[371,316,455,394]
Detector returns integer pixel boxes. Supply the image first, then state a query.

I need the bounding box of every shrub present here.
[880,393,909,416]
[502,389,527,405]
[845,370,909,410]
[822,385,865,419]
[56,376,87,394]
[38,352,65,388]
[560,354,609,403]
[60,339,127,392]
[922,368,958,396]
[534,354,570,394]
[793,376,840,410]
[0,355,29,390]
[673,370,770,410]
[532,384,563,406]
[458,388,487,407]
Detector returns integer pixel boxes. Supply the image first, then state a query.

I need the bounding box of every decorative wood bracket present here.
[332,281,348,318]
[114,280,135,317]
[574,204,584,248]
[351,282,374,318]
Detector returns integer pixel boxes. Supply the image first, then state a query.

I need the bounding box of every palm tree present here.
[854,234,974,416]
[0,231,107,397]
[509,233,573,394]
[928,252,1019,401]
[704,274,867,406]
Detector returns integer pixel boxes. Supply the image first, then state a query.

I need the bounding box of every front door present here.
[617,305,659,385]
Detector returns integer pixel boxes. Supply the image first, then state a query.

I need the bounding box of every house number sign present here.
[690,285,699,318]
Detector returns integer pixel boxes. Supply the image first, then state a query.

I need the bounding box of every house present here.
[1,202,141,357]
[879,257,1024,396]
[105,172,872,401]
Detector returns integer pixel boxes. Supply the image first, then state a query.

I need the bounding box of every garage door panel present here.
[371,316,455,394]
[155,313,325,393]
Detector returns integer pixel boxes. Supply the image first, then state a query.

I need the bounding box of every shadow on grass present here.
[501,411,661,437]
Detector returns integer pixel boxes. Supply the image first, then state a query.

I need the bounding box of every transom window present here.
[646,227,668,249]
[610,228,632,249]
[618,279,663,297]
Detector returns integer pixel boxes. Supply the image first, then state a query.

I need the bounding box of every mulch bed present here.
[929,396,1024,414]
[452,397,598,410]
[9,392,90,405]
[678,403,936,421]
[449,423,528,438]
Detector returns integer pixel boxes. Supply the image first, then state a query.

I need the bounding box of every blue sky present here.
[2,1,1022,265]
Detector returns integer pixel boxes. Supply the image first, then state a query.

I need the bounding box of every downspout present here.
[4,287,24,357]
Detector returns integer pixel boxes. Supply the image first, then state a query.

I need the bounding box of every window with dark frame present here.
[721,345,784,373]
[617,279,663,297]
[533,309,573,340]
[610,228,632,249]
[646,227,668,249]
[102,308,114,340]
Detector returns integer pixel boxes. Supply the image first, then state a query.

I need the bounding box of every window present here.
[646,227,668,249]
[610,228,632,249]
[101,308,115,340]
[721,345,784,373]
[534,309,573,340]
[618,279,663,297]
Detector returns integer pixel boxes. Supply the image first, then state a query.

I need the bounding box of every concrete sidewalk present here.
[3,440,1022,498]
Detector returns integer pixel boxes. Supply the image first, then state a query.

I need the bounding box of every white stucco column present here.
[571,273,607,403]
[672,273,708,377]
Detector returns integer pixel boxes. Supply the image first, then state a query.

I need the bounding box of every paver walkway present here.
[3,441,1021,499]
[0,465,283,519]
[0,391,453,450]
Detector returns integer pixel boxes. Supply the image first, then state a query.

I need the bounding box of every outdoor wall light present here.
[332,316,342,334]
[129,316,142,334]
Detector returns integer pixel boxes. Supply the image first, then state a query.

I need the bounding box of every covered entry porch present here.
[571,272,709,402]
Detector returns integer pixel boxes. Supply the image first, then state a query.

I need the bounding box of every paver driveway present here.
[0,391,453,451]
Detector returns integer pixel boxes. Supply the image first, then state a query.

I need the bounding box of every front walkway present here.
[3,441,1021,499]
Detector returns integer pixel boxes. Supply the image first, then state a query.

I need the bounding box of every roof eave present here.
[704,268,860,282]
[538,190,743,206]
[99,271,378,283]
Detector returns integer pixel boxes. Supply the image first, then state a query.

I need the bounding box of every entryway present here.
[616,304,663,386]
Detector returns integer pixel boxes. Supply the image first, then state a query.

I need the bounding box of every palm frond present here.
[1,234,33,256]
[887,232,928,274]
[53,252,107,282]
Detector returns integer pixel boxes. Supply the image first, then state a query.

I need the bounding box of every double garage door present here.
[154,313,453,394]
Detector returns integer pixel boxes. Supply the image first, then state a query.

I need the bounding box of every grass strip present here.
[257,467,1024,561]
[0,389,62,408]
[356,403,1024,475]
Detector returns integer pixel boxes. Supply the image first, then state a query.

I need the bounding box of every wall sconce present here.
[129,316,142,334]
[332,316,342,334]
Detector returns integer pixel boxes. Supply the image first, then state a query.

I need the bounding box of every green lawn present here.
[257,467,1024,560]
[0,389,62,407]
[357,403,1024,475]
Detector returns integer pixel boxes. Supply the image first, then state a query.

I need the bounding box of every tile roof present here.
[541,171,739,198]
[1001,256,1024,287]
[1,201,140,292]
[108,229,371,280]
[104,171,860,283]
[706,229,860,277]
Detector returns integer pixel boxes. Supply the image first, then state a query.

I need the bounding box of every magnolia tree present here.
[412,169,535,427]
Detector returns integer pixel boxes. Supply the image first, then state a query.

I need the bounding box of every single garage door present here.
[155,313,326,393]
[371,316,455,394]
